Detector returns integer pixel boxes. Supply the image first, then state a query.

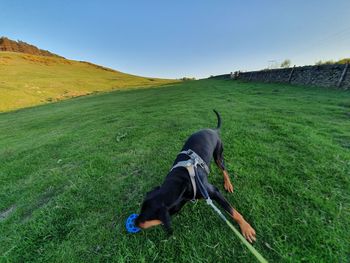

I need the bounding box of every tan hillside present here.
[0,51,178,112]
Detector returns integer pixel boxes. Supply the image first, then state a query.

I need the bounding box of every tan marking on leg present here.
[138,220,162,229]
[223,170,234,193]
[232,210,256,243]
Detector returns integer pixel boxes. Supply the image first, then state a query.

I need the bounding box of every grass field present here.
[0,52,178,112]
[0,79,349,262]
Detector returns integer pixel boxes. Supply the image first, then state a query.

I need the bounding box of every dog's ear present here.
[159,206,172,235]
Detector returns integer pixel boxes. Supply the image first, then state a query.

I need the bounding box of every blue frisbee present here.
[126,213,141,233]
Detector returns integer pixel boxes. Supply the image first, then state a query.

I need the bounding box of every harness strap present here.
[171,160,197,200]
[170,149,209,200]
[179,149,210,174]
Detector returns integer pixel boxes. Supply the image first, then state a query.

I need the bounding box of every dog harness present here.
[170,150,268,263]
[171,149,210,200]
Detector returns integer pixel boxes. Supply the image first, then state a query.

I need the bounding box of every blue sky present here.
[1,0,350,78]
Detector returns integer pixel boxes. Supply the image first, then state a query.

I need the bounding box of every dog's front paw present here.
[239,222,256,243]
[224,181,234,193]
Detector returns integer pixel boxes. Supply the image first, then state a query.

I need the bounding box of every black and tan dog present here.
[135,110,256,243]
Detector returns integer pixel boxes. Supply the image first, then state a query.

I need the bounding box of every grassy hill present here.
[0,51,178,112]
[0,79,349,262]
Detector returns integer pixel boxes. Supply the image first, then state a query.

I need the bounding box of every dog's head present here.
[135,186,172,234]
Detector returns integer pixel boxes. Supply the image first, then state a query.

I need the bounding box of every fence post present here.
[337,63,349,88]
[264,71,269,82]
[288,65,295,83]
[307,67,313,85]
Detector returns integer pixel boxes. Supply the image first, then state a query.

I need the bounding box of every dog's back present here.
[180,129,219,164]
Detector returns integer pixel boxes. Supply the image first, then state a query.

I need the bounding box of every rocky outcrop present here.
[0,37,63,58]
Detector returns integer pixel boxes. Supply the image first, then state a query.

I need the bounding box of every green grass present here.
[0,52,178,112]
[0,79,349,262]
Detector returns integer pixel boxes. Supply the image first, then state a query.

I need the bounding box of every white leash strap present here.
[171,160,197,200]
[208,199,268,263]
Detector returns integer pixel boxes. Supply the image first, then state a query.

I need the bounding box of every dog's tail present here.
[213,109,221,130]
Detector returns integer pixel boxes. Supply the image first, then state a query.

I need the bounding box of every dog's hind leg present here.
[213,141,234,193]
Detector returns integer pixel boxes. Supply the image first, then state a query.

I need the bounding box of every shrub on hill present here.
[315,58,350,65]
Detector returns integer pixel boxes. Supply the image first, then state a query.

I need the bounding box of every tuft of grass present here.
[0,51,179,112]
[0,80,349,262]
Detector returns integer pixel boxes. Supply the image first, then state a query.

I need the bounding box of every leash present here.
[173,149,268,263]
[194,169,268,263]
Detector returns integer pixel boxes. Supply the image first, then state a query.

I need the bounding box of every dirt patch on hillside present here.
[0,205,16,222]
[21,187,64,222]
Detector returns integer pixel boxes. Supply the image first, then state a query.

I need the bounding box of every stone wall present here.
[237,64,349,90]
[208,74,231,80]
